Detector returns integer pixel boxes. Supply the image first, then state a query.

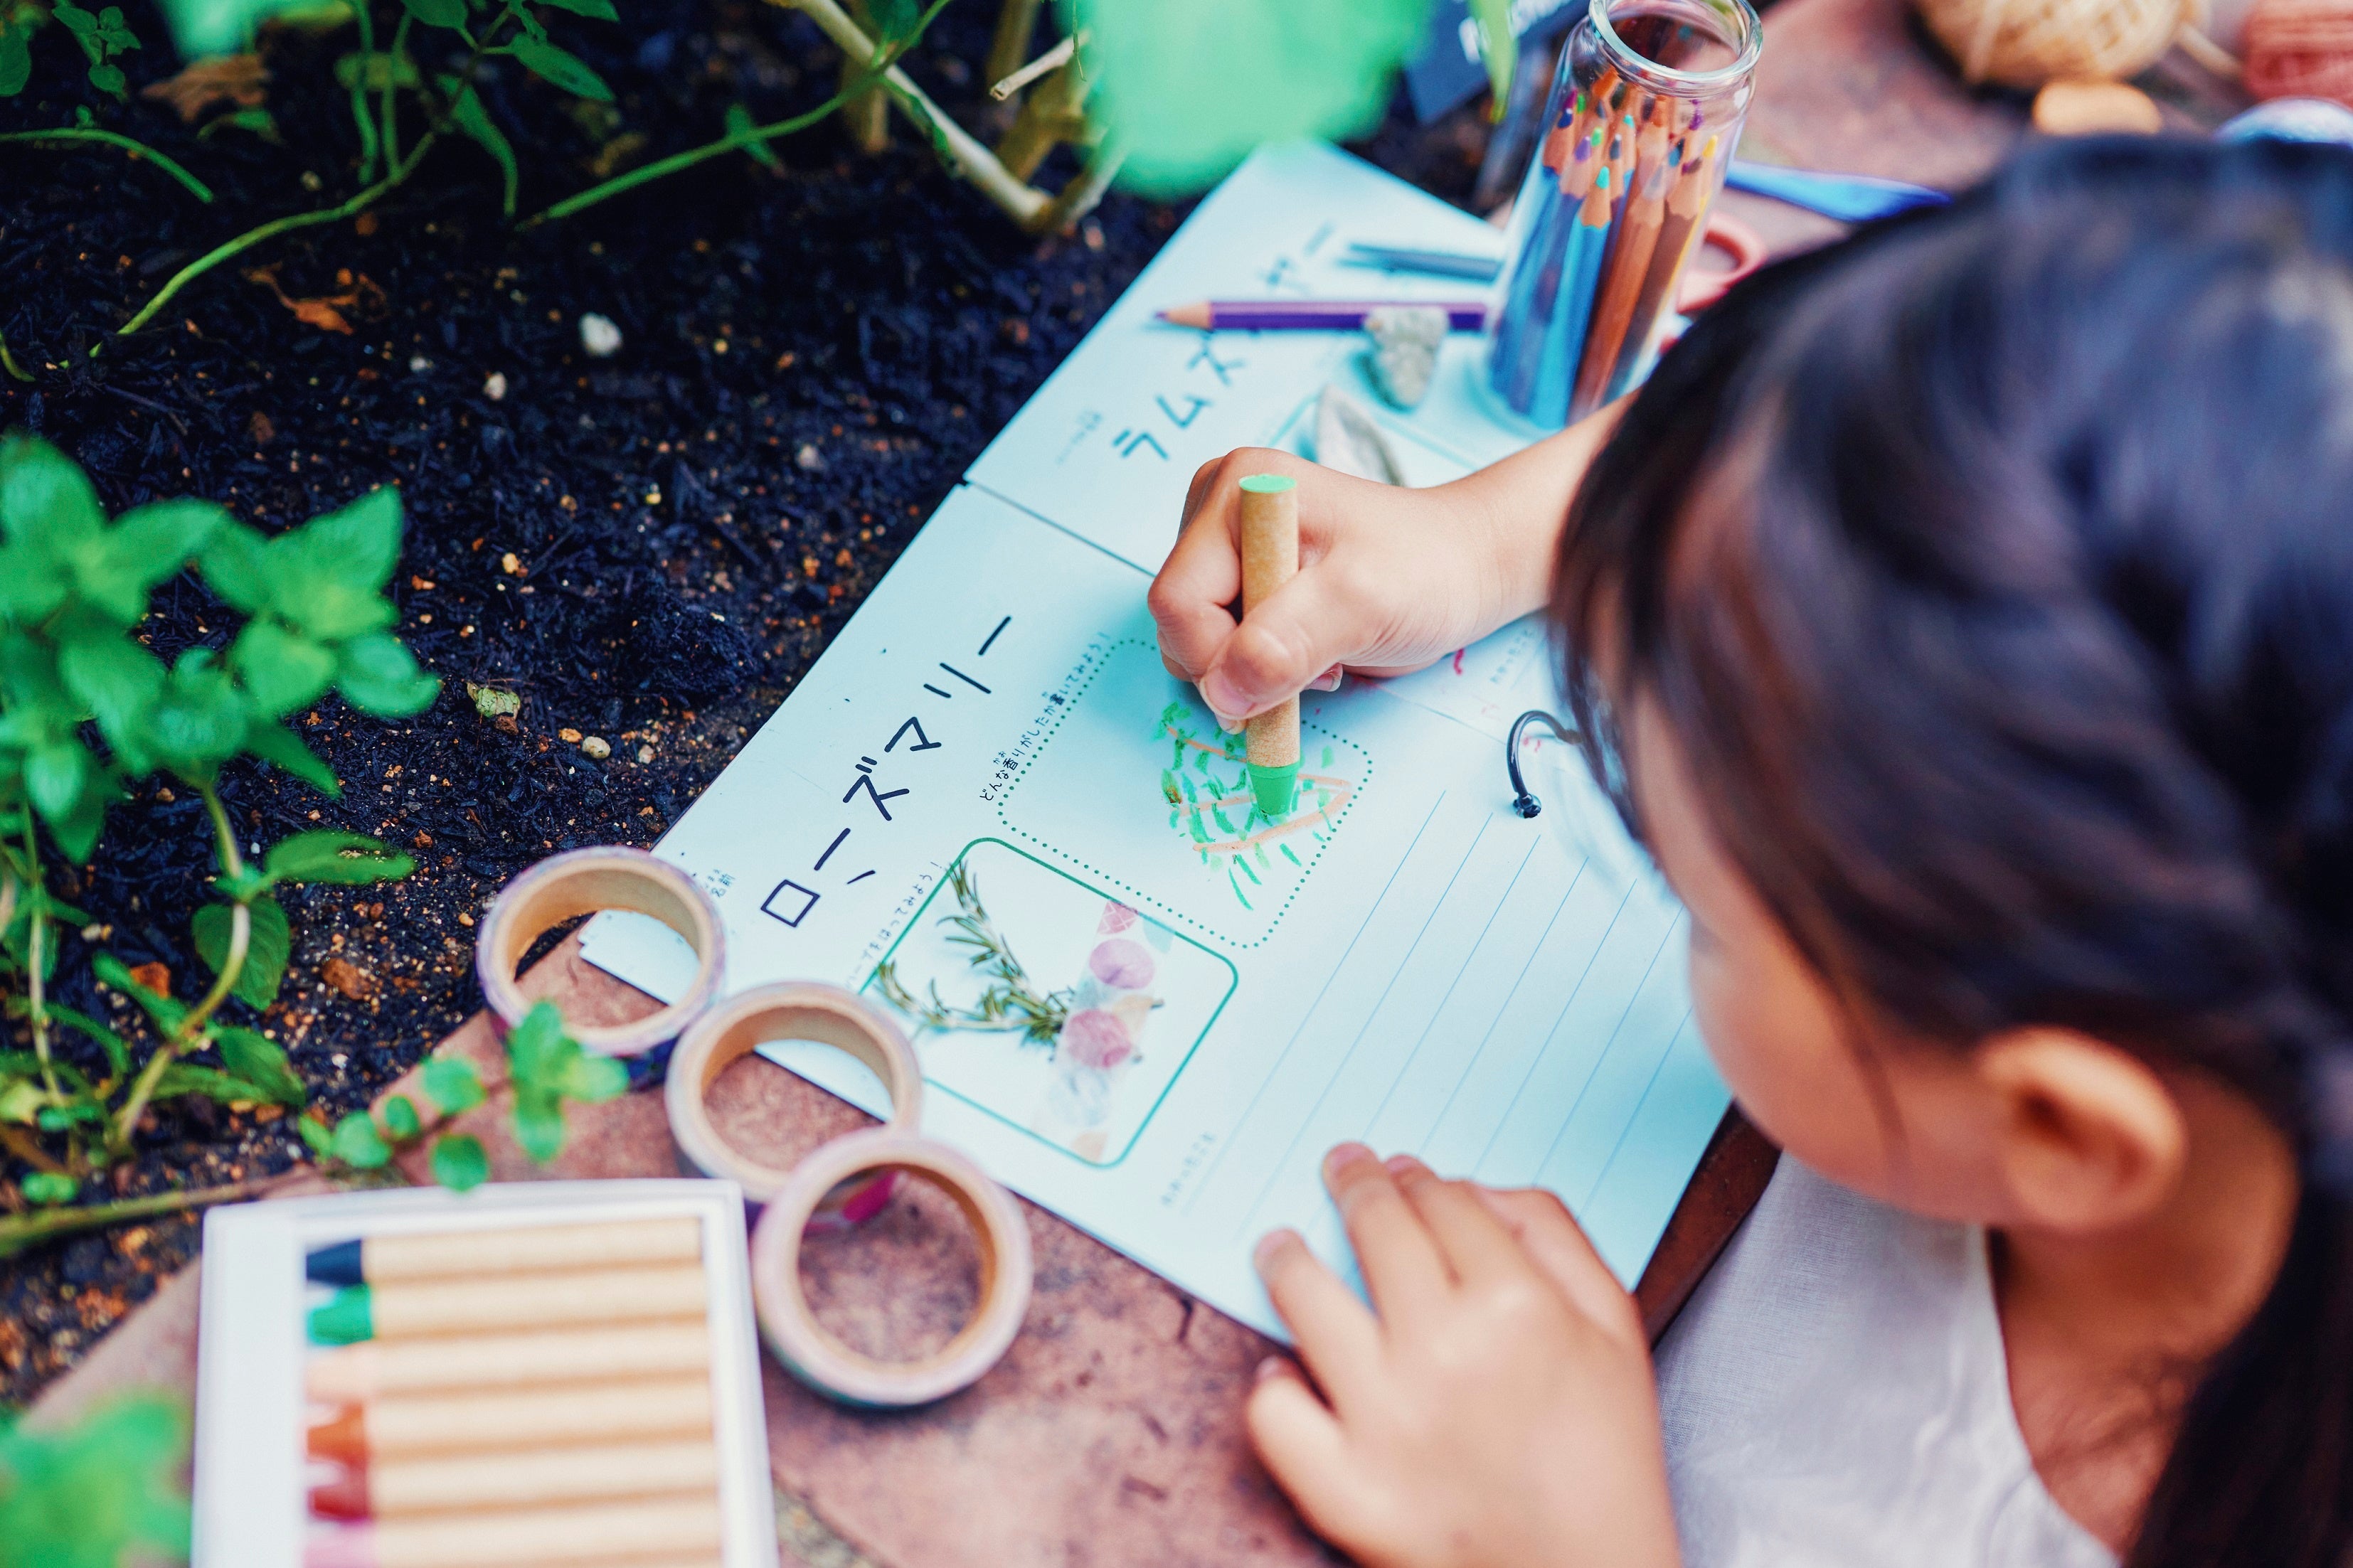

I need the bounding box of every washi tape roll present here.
[475,847,724,1060]
[664,982,923,1221]
[748,1127,1033,1408]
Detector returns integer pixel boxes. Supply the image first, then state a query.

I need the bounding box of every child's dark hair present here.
[1557,136,2353,1566]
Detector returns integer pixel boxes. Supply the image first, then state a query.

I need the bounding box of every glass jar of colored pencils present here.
[1484,0,1761,430]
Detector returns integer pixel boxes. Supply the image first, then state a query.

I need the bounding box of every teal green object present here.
[307,1284,374,1345]
[1073,0,1433,197]
[1249,759,1300,821]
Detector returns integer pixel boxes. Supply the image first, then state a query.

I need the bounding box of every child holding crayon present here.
[1146,138,2353,1567]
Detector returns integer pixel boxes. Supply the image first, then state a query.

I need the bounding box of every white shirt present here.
[1653,1158,2116,1568]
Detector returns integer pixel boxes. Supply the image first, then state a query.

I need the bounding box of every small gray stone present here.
[1313,383,1405,486]
[1362,305,1448,410]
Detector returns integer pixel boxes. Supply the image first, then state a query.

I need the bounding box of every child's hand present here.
[1249,1146,1680,1568]
[1150,409,1620,729]
[1149,449,1519,727]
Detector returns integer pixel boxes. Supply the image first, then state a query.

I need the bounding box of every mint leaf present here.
[509,35,610,100]
[228,620,336,717]
[421,1055,486,1116]
[511,1088,566,1163]
[263,829,413,885]
[329,1111,391,1168]
[242,719,342,796]
[213,1023,304,1105]
[21,1171,78,1205]
[191,895,290,1010]
[430,1131,489,1190]
[382,1093,421,1139]
[0,430,104,556]
[334,631,439,715]
[444,77,520,216]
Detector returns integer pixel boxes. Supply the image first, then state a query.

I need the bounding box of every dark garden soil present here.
[0,0,1489,1407]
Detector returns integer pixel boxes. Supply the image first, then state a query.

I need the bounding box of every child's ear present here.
[1975,1029,2188,1234]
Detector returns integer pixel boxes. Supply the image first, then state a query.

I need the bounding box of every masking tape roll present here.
[748,1127,1033,1408]
[476,847,724,1060]
[664,983,923,1220]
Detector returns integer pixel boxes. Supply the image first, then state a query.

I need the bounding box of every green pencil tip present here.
[1249,761,1302,821]
[309,1285,374,1345]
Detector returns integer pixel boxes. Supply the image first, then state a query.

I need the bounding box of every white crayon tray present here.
[194,1178,777,1568]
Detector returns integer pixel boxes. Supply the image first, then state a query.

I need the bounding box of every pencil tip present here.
[306,1240,363,1286]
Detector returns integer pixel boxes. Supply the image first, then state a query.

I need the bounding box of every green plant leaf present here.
[194,520,273,615]
[421,1055,485,1116]
[0,21,31,98]
[0,430,105,557]
[442,78,520,217]
[191,894,291,1010]
[382,1092,420,1139]
[559,1051,628,1103]
[159,0,323,52]
[398,0,464,24]
[334,630,440,715]
[104,497,226,599]
[511,1087,566,1163]
[297,1111,334,1153]
[24,740,92,823]
[88,59,126,96]
[534,0,617,18]
[329,1111,391,1168]
[502,1000,569,1089]
[48,1004,130,1079]
[150,1062,276,1103]
[228,619,336,716]
[509,34,610,100]
[868,0,919,44]
[21,1170,79,1205]
[56,631,166,764]
[94,950,190,1037]
[213,1025,304,1104]
[146,649,253,774]
[1074,0,1430,196]
[242,718,342,796]
[727,102,782,171]
[0,1394,192,1568]
[263,829,414,885]
[430,1131,489,1190]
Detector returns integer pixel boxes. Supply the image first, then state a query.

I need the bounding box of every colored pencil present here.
[1238,474,1302,820]
[1499,131,1595,412]
[1612,134,1718,401]
[1531,168,1616,429]
[1339,243,1501,282]
[309,1377,716,1463]
[307,1217,703,1286]
[309,1437,721,1519]
[308,1265,709,1345]
[1539,89,1585,171]
[1155,301,1487,332]
[1573,153,1669,415]
[301,1496,724,1568]
[306,1323,714,1402]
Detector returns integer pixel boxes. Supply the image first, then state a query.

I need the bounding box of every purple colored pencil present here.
[1157,301,1489,333]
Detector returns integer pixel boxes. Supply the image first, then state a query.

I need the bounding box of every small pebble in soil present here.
[579,313,623,357]
[409,353,430,372]
[484,371,509,400]
[580,736,612,760]
[795,444,824,471]
[558,727,583,743]
[637,745,656,764]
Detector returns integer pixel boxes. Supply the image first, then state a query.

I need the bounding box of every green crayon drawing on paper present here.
[1154,700,1351,911]
[997,638,1369,949]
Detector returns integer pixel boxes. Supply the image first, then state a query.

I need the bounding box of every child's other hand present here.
[1249,1145,1679,1568]
[1150,449,1515,728]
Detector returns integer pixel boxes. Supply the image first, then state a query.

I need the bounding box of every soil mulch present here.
[0,0,1487,1407]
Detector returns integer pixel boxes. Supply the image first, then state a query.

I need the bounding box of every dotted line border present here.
[995,639,1371,951]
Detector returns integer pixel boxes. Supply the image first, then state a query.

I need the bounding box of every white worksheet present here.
[583,141,1730,1340]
